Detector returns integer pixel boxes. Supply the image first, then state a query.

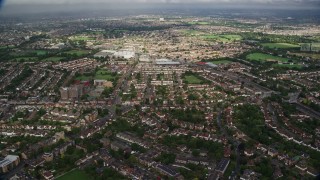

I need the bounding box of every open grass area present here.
[11,57,38,62]
[95,70,115,80]
[272,64,303,69]
[70,36,95,41]
[33,50,47,55]
[210,60,232,64]
[56,169,91,180]
[65,50,91,56]
[75,69,117,81]
[43,57,65,62]
[181,30,204,36]
[184,75,203,84]
[246,53,289,62]
[261,43,300,49]
[0,45,15,49]
[202,34,242,43]
[188,21,210,25]
[288,52,320,60]
[75,75,91,81]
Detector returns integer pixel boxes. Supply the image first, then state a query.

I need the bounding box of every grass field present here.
[261,43,300,49]
[75,75,91,81]
[202,34,242,43]
[56,169,91,180]
[33,50,47,55]
[181,30,203,36]
[95,70,115,80]
[184,75,203,84]
[272,64,303,69]
[211,60,232,64]
[246,53,289,62]
[76,69,117,81]
[11,57,38,62]
[70,36,95,41]
[0,45,15,49]
[65,50,91,56]
[43,57,65,62]
[288,52,320,60]
[188,21,210,25]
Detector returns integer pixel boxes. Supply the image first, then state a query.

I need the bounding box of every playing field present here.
[184,75,203,84]
[56,169,91,180]
[43,57,65,62]
[181,30,203,36]
[272,64,303,69]
[33,50,47,55]
[65,50,91,56]
[246,53,288,62]
[95,70,115,80]
[11,57,38,62]
[211,60,232,64]
[288,52,320,60]
[261,43,300,49]
[188,21,210,25]
[202,34,242,43]
[70,36,95,41]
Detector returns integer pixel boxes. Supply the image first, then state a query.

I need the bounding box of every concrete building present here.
[94,80,113,87]
[59,85,84,100]
[0,155,20,173]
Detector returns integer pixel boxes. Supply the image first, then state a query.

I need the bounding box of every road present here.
[216,110,240,179]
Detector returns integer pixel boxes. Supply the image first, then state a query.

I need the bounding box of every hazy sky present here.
[5,0,320,5]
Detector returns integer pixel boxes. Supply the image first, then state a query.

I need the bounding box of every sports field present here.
[65,50,91,56]
[56,169,91,180]
[184,75,203,84]
[202,34,242,43]
[70,36,95,41]
[246,53,288,62]
[43,57,65,62]
[211,60,232,64]
[272,64,302,69]
[261,43,300,49]
[188,21,210,25]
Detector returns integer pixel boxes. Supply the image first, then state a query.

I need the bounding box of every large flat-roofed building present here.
[215,158,230,174]
[94,49,135,60]
[155,58,181,66]
[59,85,84,100]
[139,54,151,62]
[94,50,116,58]
[0,155,20,173]
[94,80,113,87]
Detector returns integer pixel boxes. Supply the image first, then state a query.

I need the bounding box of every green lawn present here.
[182,30,203,36]
[43,57,65,62]
[56,169,91,180]
[75,75,91,81]
[0,45,15,49]
[188,21,210,25]
[272,64,303,69]
[202,34,242,43]
[261,43,300,49]
[76,69,117,81]
[70,36,95,41]
[211,60,232,64]
[246,53,289,62]
[95,70,115,80]
[184,75,203,84]
[65,50,91,56]
[33,50,47,55]
[11,57,38,62]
